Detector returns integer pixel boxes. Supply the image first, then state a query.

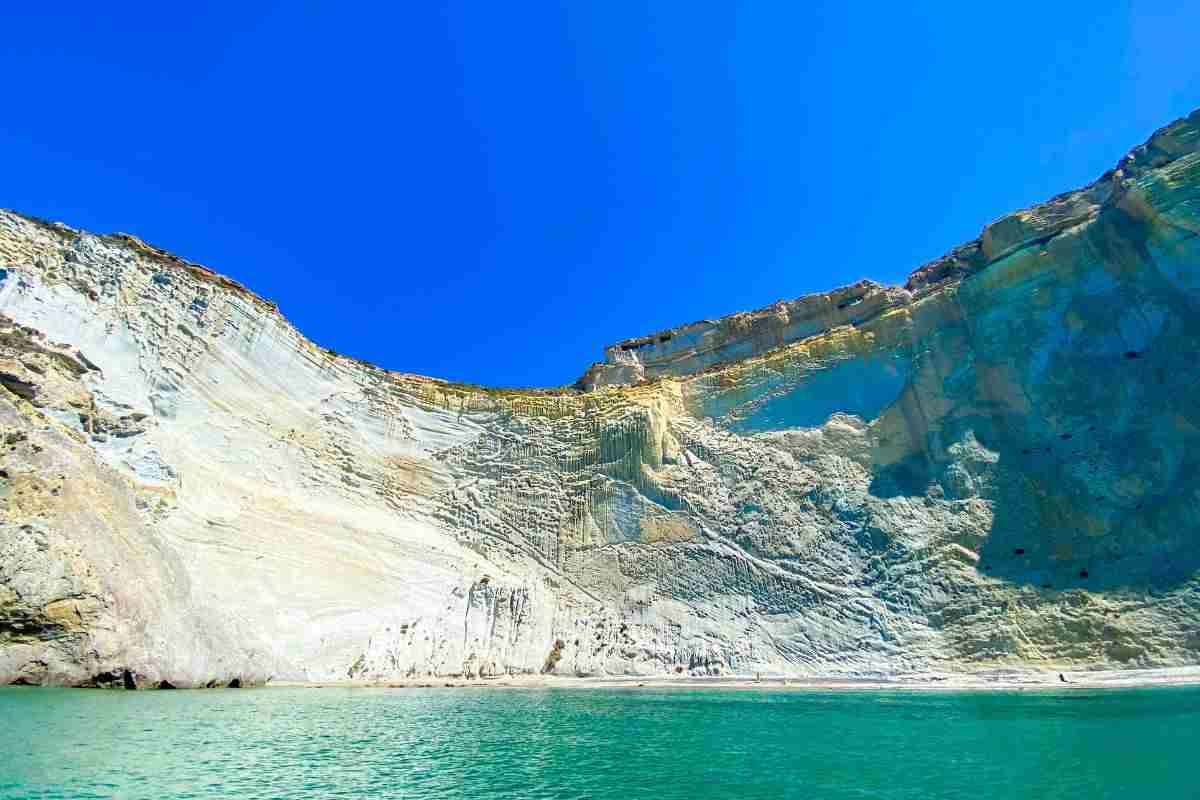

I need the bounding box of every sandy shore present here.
[265,665,1200,692]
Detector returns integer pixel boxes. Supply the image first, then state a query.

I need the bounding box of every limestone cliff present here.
[2,109,1199,687]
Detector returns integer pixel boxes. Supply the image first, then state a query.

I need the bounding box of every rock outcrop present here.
[2,109,1200,687]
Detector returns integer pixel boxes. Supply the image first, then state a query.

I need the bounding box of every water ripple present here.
[0,686,1196,799]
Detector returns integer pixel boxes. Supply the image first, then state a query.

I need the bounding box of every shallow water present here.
[0,684,1196,799]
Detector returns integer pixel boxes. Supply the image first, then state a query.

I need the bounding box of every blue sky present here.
[4,2,1198,387]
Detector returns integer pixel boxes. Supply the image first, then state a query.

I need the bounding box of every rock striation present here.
[2,109,1200,687]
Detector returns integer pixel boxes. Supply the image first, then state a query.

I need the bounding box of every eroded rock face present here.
[2,109,1199,686]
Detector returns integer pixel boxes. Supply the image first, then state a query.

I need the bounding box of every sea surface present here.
[0,684,1196,799]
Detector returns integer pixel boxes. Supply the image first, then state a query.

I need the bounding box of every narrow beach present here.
[265,665,1200,692]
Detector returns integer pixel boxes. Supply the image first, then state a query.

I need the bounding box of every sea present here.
[0,684,1195,799]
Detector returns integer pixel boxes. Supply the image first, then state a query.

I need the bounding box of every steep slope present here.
[1,109,1199,687]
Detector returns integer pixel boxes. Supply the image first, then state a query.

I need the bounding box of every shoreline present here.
[264,665,1200,693]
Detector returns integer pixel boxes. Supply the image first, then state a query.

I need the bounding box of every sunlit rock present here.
[2,109,1199,686]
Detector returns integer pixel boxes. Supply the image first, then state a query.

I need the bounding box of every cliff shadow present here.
[868,410,1200,593]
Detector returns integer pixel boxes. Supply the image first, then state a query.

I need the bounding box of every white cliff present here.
[2,109,1200,687]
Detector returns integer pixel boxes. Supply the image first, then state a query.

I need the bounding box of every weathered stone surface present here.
[2,109,1200,686]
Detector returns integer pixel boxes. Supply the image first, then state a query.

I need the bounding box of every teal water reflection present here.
[0,685,1195,799]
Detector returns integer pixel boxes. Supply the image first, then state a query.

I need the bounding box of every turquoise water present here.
[0,685,1196,799]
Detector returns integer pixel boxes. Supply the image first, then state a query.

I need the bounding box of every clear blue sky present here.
[4,3,1198,387]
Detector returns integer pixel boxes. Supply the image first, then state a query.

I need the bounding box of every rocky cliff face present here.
[2,109,1200,687]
